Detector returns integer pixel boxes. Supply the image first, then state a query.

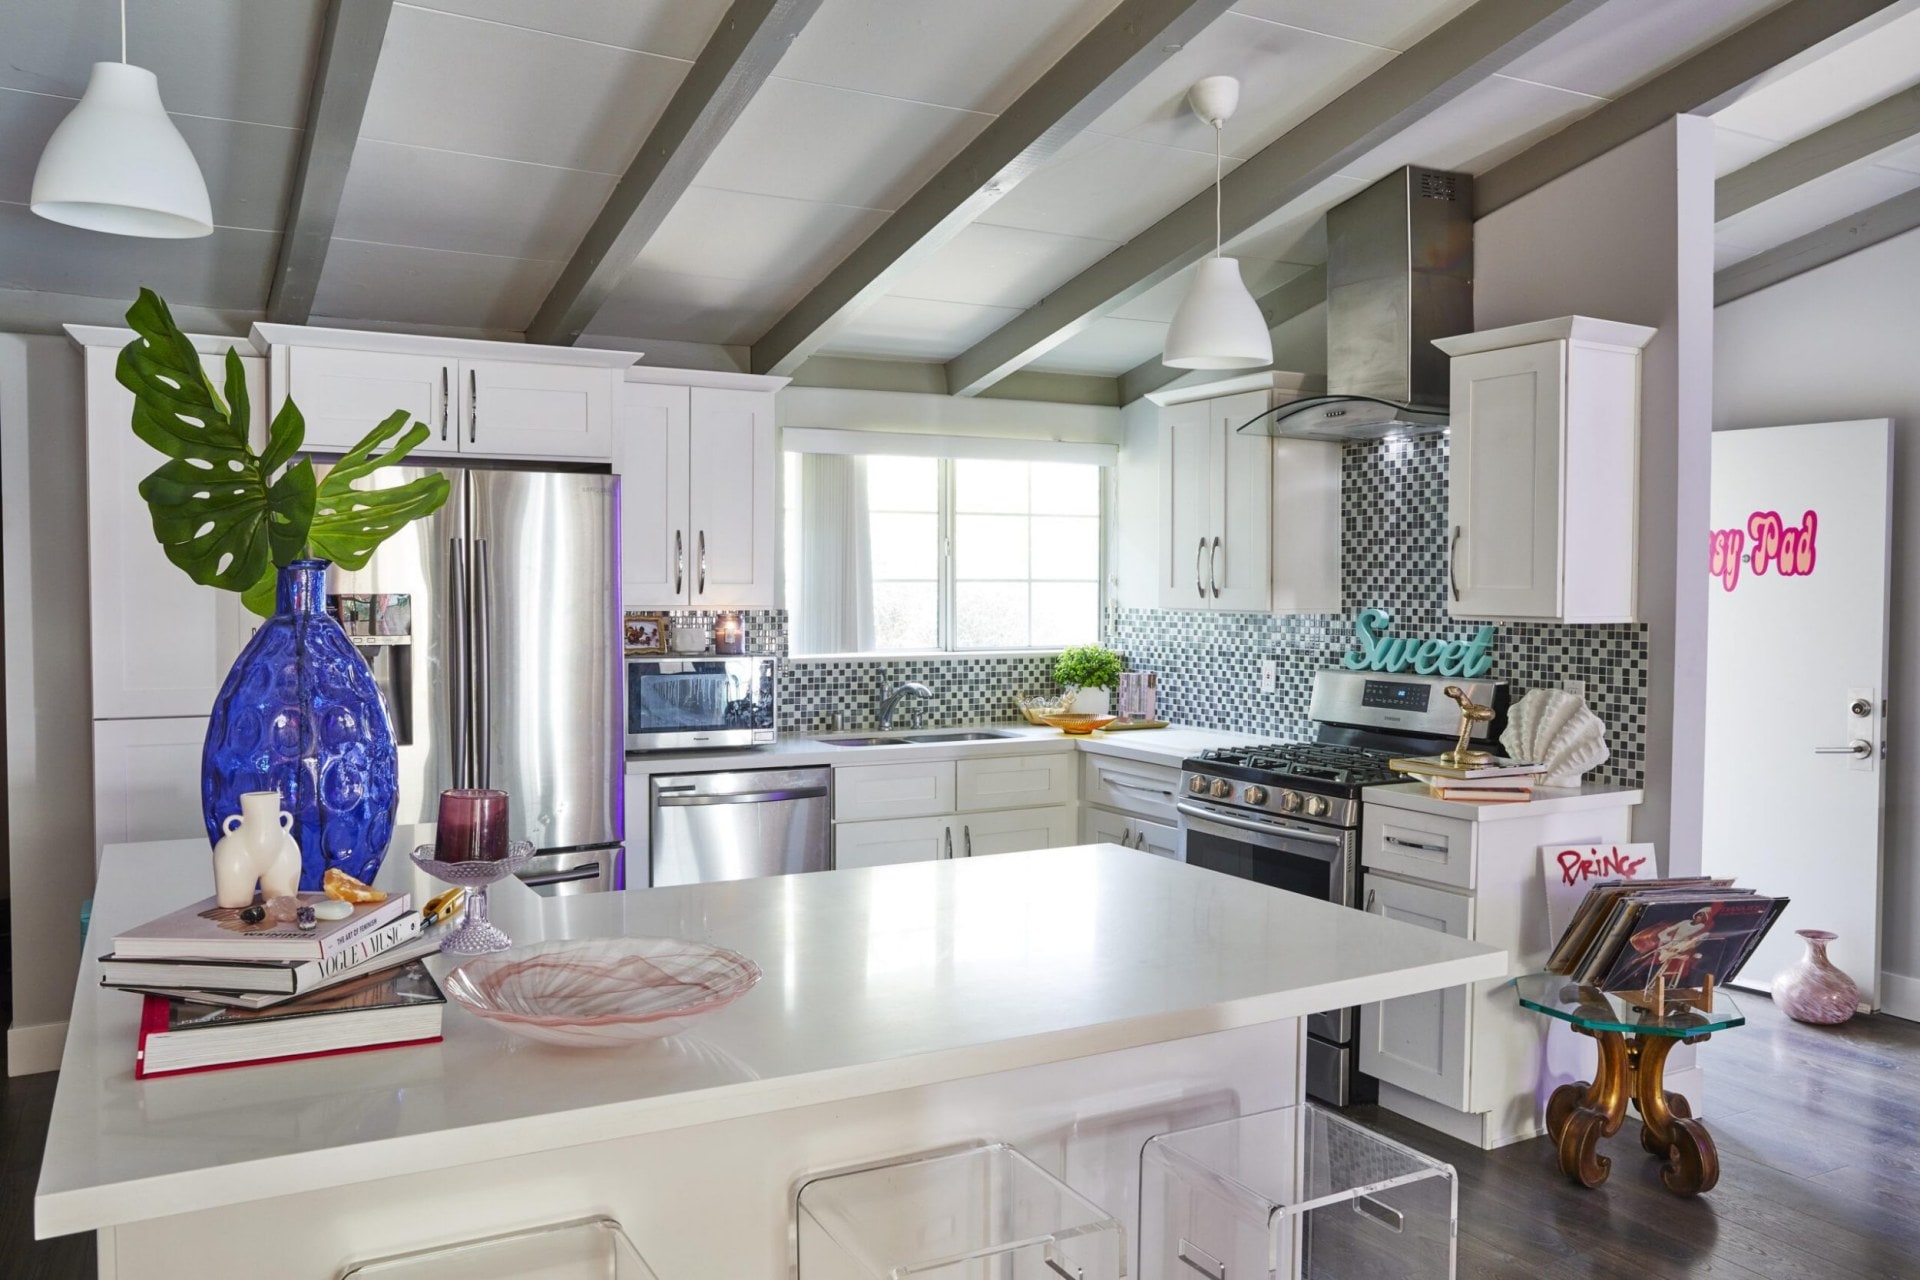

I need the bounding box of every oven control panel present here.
[1177,769,1358,829]
[1361,679,1431,712]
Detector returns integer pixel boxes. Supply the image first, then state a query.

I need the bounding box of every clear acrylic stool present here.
[1141,1105,1456,1279]
[797,1142,1127,1279]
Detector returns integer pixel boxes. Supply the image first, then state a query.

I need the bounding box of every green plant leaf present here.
[307,410,450,572]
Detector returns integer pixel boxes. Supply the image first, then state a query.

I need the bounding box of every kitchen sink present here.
[901,730,1018,742]
[819,735,911,747]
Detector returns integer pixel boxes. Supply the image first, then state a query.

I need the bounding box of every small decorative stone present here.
[238,904,266,925]
[295,905,317,931]
[323,867,387,904]
[311,899,354,921]
[267,894,301,923]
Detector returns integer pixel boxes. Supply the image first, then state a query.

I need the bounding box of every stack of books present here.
[100,891,446,1077]
[1388,755,1547,803]
[1546,876,1789,992]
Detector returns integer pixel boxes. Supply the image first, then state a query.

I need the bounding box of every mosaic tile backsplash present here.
[1109,435,1648,788]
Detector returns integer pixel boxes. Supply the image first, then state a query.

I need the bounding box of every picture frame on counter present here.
[624,612,669,655]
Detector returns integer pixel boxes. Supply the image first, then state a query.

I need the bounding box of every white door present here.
[834,816,953,869]
[1704,419,1893,1004]
[687,388,776,608]
[1359,875,1474,1109]
[957,805,1076,857]
[1209,389,1272,613]
[1449,340,1563,619]
[1158,397,1212,608]
[92,716,208,863]
[462,360,613,461]
[284,347,456,456]
[615,382,691,608]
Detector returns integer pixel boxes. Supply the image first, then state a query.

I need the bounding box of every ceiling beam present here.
[942,0,1600,398]
[1715,186,1920,305]
[1118,264,1325,403]
[265,0,395,324]
[1717,86,1920,220]
[523,0,826,346]
[1476,0,1903,218]
[748,0,1239,378]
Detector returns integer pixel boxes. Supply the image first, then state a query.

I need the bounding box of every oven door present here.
[1177,800,1358,1044]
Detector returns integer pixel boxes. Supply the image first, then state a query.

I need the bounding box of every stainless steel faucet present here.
[877,681,933,730]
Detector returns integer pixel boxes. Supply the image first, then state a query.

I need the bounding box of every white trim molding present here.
[8,1019,67,1076]
[1882,970,1920,1023]
[782,426,1118,467]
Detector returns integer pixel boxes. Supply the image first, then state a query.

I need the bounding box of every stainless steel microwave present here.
[624,655,777,752]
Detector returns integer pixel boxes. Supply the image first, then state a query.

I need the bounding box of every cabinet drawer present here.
[957,805,1077,857]
[1079,756,1181,824]
[1362,807,1478,890]
[834,760,956,821]
[956,752,1074,812]
[834,815,952,869]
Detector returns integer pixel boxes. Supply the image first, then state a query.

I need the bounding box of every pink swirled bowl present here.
[443,938,761,1047]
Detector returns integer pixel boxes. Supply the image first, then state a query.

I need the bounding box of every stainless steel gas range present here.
[1177,669,1509,1106]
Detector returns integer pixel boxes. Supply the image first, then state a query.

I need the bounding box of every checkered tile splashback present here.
[1109,436,1647,788]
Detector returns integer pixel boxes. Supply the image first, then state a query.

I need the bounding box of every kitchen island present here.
[39,838,1505,1278]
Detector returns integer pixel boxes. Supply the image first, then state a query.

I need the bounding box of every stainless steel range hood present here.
[1240,166,1472,441]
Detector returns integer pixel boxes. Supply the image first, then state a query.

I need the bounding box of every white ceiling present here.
[0,0,1907,376]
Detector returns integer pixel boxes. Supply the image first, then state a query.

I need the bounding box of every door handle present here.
[943,826,953,859]
[439,365,449,442]
[674,529,684,596]
[1209,536,1221,598]
[1195,538,1206,601]
[698,529,707,595]
[1449,525,1463,602]
[1814,740,1874,758]
[963,825,972,857]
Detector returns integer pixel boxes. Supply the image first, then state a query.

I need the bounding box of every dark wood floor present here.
[2,992,1916,1278]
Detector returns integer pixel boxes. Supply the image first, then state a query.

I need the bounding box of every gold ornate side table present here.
[1513,973,1745,1197]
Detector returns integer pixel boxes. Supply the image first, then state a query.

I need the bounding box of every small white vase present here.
[212,790,301,907]
[1069,686,1111,716]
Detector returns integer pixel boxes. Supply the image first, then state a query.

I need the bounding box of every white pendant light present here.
[30,0,213,238]
[1163,76,1271,370]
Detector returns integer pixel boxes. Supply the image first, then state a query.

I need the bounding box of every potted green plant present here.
[1054,644,1124,716]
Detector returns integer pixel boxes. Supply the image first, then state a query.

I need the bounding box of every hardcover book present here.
[113,892,412,962]
[103,924,435,1002]
[1388,755,1545,780]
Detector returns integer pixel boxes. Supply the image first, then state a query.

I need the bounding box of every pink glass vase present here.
[1771,928,1858,1024]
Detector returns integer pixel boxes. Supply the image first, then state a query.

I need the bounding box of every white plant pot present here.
[1069,687,1111,716]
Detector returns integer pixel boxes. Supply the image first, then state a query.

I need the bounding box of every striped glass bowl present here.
[443,938,761,1048]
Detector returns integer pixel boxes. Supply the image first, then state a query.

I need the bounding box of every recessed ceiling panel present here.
[0,0,327,128]
[819,295,1024,360]
[1027,315,1169,375]
[1501,0,1780,99]
[589,267,801,345]
[0,203,276,309]
[776,0,1117,114]
[1714,162,1920,253]
[887,224,1123,310]
[334,141,617,261]
[690,77,991,211]
[635,187,890,287]
[1229,0,1476,50]
[978,133,1225,243]
[1112,257,1310,323]
[312,240,562,331]
[359,4,688,172]
[1334,75,1600,181]
[403,0,731,59]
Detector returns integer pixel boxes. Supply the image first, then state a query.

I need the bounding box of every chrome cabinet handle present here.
[1449,525,1462,602]
[674,529,684,595]
[698,530,707,595]
[1383,834,1447,855]
[439,365,449,441]
[963,825,972,857]
[1366,887,1379,912]
[469,368,478,444]
[944,827,953,859]
[1098,770,1175,803]
[1814,740,1874,758]
[1195,538,1206,600]
[1210,536,1221,598]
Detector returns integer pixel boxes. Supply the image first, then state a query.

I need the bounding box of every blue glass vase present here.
[202,559,398,889]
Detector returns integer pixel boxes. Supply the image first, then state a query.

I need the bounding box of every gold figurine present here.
[1439,684,1495,769]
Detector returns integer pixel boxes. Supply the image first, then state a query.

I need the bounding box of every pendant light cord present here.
[1212,121,1222,258]
[120,0,127,62]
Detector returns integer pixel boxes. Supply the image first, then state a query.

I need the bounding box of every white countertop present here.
[38,837,1504,1238]
[1363,780,1644,820]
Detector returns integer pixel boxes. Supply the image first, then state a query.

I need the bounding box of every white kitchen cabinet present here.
[835,813,955,869]
[91,716,207,864]
[73,333,257,721]
[1436,316,1656,623]
[615,379,781,610]
[956,752,1074,812]
[958,805,1077,857]
[1149,375,1339,613]
[281,345,455,456]
[831,750,1079,869]
[1081,756,1181,825]
[1360,876,1474,1110]
[463,359,612,459]
[1080,806,1179,858]
[834,759,956,822]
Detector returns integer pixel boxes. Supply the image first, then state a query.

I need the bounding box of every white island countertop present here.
[38,839,1504,1239]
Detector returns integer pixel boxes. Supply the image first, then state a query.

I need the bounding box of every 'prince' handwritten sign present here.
[1340,607,1494,678]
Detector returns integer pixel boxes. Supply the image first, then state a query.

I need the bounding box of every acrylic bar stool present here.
[1141,1105,1457,1280]
[336,1216,661,1279]
[797,1142,1126,1279]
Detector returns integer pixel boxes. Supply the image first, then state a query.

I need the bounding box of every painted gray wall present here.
[1714,223,1920,1020]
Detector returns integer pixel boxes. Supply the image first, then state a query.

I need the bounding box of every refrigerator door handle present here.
[448,537,471,787]
[474,537,493,788]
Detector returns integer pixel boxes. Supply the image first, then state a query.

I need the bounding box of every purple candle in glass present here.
[436,788,509,862]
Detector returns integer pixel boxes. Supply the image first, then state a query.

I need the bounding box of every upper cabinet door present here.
[462,360,613,461]
[1448,340,1564,620]
[1157,397,1212,608]
[686,387,776,609]
[283,347,456,457]
[86,347,258,719]
[614,382,692,609]
[1209,389,1273,613]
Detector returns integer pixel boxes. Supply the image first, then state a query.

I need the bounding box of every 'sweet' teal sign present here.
[1340,607,1495,677]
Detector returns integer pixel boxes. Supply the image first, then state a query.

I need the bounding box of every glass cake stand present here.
[411,841,532,955]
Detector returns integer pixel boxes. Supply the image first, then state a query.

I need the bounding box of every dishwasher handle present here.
[654,786,830,807]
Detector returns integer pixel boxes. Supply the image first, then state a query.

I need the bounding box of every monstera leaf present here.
[118,289,315,593]
[121,287,450,617]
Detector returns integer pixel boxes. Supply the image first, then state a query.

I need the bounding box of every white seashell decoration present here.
[1501,689,1609,786]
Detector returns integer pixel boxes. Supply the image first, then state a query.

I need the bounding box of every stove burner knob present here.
[1244,785,1269,806]
[1278,791,1303,813]
[1305,795,1331,818]
[1188,776,1208,795]
[1210,778,1234,800]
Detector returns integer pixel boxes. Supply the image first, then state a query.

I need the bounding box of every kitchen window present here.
[783,448,1105,657]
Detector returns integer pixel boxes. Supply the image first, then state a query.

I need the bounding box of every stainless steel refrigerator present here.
[322,464,623,894]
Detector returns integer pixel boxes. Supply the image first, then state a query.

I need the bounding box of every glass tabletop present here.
[1512,973,1745,1038]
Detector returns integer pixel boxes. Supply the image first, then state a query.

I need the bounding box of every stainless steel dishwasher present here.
[649,766,832,887]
